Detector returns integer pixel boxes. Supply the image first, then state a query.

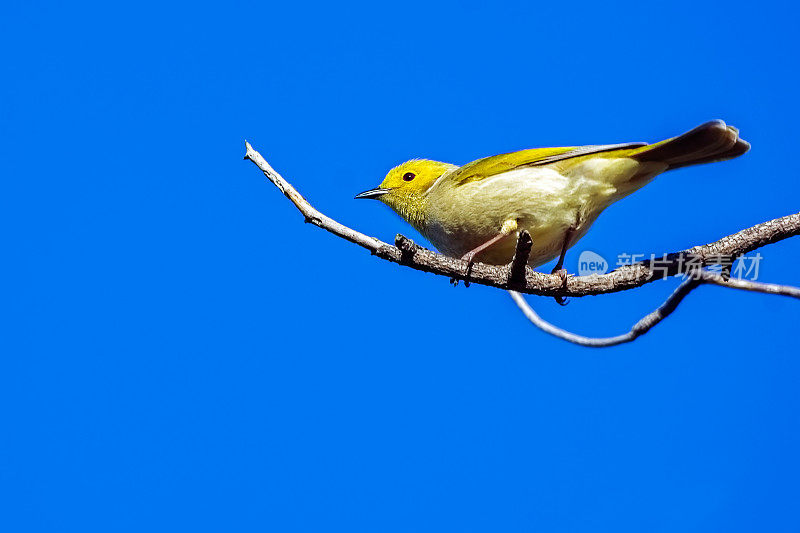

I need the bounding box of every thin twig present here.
[244,141,384,251]
[698,272,800,299]
[509,279,701,347]
[510,270,800,347]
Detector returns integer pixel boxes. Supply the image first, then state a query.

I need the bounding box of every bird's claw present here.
[551,268,570,283]
[460,252,477,287]
[551,268,571,305]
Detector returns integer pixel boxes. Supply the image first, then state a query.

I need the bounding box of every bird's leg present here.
[551,229,574,278]
[552,213,581,305]
[459,219,518,287]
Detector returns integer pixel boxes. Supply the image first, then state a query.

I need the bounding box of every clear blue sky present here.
[3,1,799,531]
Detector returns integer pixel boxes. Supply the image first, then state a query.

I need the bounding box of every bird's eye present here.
[402,172,415,181]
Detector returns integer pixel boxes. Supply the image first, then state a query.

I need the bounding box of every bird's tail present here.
[630,120,750,171]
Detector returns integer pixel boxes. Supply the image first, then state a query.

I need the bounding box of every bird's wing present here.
[450,142,648,186]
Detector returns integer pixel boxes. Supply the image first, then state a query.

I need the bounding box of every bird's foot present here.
[551,267,569,283]
[551,267,571,306]
[460,251,477,287]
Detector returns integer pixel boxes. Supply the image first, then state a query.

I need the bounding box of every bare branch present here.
[509,279,702,347]
[245,141,800,346]
[244,141,800,299]
[510,269,800,347]
[697,271,800,299]
[244,141,385,251]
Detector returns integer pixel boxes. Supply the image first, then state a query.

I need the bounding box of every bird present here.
[355,120,749,277]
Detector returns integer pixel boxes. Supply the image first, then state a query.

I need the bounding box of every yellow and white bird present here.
[356,120,749,273]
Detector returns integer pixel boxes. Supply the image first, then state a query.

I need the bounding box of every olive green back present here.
[451,142,647,186]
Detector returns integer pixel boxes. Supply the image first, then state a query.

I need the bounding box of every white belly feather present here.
[422,158,663,266]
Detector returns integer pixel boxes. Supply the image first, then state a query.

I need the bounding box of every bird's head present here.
[355,159,456,227]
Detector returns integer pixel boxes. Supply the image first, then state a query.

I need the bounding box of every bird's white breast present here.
[422,158,653,266]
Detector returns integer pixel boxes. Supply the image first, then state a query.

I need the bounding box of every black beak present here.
[354,187,391,200]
